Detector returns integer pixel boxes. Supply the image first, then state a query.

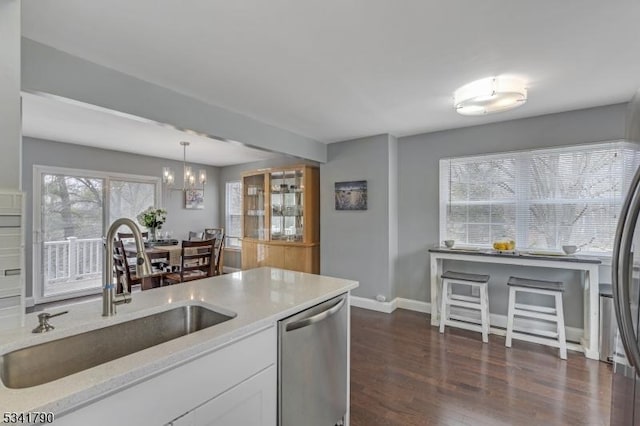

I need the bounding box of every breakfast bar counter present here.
[429,247,601,359]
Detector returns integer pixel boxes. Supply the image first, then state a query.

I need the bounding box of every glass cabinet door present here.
[270,169,304,241]
[243,174,266,240]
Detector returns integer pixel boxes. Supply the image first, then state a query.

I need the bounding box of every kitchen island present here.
[0,267,358,425]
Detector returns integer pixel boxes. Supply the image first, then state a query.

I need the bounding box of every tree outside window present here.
[440,141,640,254]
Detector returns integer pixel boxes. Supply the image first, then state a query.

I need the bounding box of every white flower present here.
[137,207,167,229]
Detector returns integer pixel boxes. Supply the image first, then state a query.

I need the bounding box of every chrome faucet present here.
[103,218,152,316]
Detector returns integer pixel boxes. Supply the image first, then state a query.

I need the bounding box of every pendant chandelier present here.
[162,141,206,191]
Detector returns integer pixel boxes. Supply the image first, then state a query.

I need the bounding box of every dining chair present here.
[114,240,163,291]
[164,239,216,284]
[118,232,170,270]
[117,231,149,241]
[205,228,225,276]
[114,240,142,293]
[188,231,204,241]
[204,228,224,241]
[112,249,130,294]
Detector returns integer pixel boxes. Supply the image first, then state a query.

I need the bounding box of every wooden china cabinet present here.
[241,165,320,273]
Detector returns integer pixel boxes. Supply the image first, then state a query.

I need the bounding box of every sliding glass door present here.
[109,179,157,229]
[40,173,105,299]
[34,166,160,303]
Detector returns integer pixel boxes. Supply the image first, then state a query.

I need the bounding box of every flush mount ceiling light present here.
[162,141,207,192]
[454,77,527,116]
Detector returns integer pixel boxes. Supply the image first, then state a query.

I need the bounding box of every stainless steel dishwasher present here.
[278,293,348,426]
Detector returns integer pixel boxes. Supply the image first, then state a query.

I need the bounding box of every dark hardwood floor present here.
[350,307,612,426]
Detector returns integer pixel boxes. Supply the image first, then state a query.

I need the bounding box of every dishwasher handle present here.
[285,297,346,332]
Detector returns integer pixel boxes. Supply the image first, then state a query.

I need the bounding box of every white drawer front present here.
[0,227,21,236]
[0,305,22,330]
[0,254,21,271]
[0,232,21,250]
[0,275,21,298]
[0,216,21,228]
[0,193,22,216]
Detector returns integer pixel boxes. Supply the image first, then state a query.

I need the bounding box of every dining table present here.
[124,241,220,269]
[124,243,187,269]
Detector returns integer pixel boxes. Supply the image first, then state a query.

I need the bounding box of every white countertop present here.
[0,267,358,414]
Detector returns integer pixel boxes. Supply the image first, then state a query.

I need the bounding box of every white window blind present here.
[440,141,640,254]
[225,181,243,248]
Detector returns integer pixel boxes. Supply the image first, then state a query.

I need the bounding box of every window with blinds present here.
[225,180,243,248]
[439,141,640,254]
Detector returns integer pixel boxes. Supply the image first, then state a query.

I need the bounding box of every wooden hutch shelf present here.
[241,165,319,273]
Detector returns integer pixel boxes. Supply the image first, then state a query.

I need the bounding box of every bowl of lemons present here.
[493,239,516,252]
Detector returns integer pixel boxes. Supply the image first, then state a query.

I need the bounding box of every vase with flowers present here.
[137,207,167,242]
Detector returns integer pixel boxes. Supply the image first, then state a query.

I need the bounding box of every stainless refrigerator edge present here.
[612,88,640,425]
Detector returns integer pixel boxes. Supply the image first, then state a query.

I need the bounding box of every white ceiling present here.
[21,92,281,167]
[21,1,640,143]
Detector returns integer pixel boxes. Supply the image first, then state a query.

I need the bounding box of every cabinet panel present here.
[172,366,276,426]
[0,193,22,215]
[0,275,21,298]
[0,191,24,330]
[263,244,284,269]
[270,169,304,243]
[243,174,267,241]
[284,245,317,273]
[57,327,276,426]
[303,167,320,244]
[242,240,258,270]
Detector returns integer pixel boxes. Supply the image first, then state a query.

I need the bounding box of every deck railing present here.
[44,237,103,285]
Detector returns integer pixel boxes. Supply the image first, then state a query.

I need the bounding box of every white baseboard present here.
[488,312,583,344]
[349,296,397,314]
[222,266,241,274]
[396,298,431,313]
[351,296,583,344]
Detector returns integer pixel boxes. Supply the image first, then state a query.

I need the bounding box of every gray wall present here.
[0,1,21,190]
[218,156,318,269]
[320,134,396,301]
[23,137,221,299]
[22,38,327,163]
[396,103,628,327]
[388,135,398,299]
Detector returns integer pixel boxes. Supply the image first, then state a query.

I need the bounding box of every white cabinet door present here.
[171,365,276,426]
[58,326,276,426]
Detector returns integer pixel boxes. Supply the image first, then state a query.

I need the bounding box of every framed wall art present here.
[185,189,204,210]
[335,180,367,210]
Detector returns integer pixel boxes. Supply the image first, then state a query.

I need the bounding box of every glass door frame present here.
[32,165,162,304]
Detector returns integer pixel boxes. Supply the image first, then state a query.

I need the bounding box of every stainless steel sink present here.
[1,305,235,389]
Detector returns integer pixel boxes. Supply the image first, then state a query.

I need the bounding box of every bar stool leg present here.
[505,286,516,348]
[485,284,491,337]
[555,292,567,360]
[480,284,489,343]
[439,279,449,334]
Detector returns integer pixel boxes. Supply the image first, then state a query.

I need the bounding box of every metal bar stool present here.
[439,270,491,343]
[505,276,567,359]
